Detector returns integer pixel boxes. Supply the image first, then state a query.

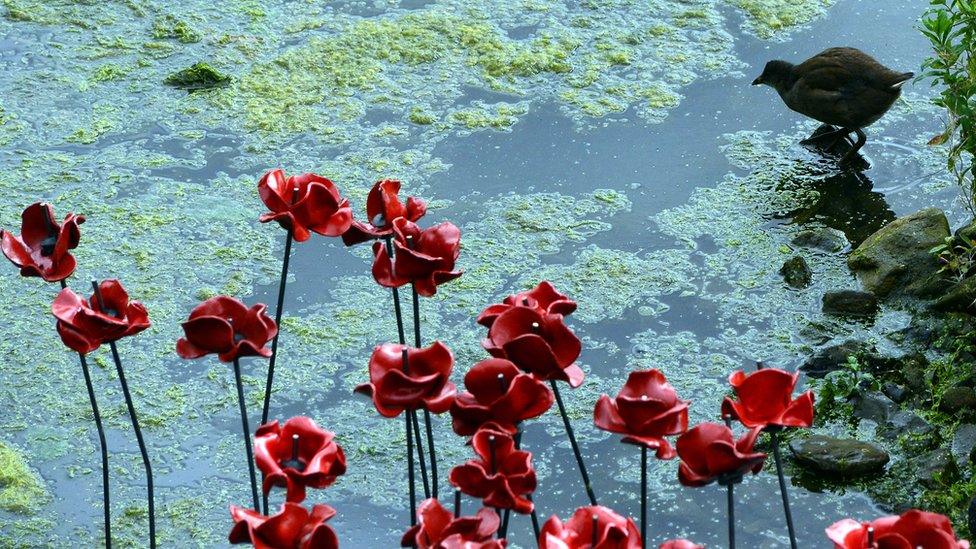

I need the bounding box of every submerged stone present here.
[790,435,890,477]
[791,227,847,253]
[780,255,812,288]
[164,63,231,91]
[822,289,879,318]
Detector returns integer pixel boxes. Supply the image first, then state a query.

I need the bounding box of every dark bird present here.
[752,47,914,165]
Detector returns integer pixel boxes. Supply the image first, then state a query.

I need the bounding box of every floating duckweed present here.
[449,101,528,131]
[0,441,49,514]
[164,62,231,91]
[730,0,836,39]
[151,14,200,44]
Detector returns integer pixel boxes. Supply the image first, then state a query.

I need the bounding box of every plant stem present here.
[727,480,736,549]
[412,283,438,499]
[383,236,406,346]
[412,410,430,499]
[261,226,293,426]
[61,279,112,548]
[549,380,597,506]
[500,428,540,541]
[454,489,461,518]
[406,405,417,529]
[771,431,798,549]
[233,359,260,511]
[108,341,155,549]
[641,446,647,549]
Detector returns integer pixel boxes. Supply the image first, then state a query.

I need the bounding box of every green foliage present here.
[921,0,976,213]
[931,234,976,281]
[812,355,878,424]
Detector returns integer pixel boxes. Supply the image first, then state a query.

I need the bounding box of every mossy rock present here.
[164,63,231,91]
[934,276,976,313]
[847,208,951,299]
[780,255,812,288]
[790,435,890,477]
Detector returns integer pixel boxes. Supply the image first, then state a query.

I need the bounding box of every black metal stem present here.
[500,428,540,541]
[727,481,736,549]
[454,489,461,518]
[412,410,430,499]
[108,341,156,549]
[641,446,647,549]
[412,284,438,499]
[384,236,407,347]
[233,359,260,511]
[549,380,597,505]
[62,279,112,547]
[406,407,417,530]
[771,431,798,549]
[261,227,293,426]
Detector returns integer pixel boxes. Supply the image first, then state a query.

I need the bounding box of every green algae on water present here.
[0,442,49,514]
[164,62,231,91]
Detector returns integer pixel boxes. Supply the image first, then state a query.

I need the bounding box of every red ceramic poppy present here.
[449,427,536,514]
[539,505,642,549]
[658,540,703,549]
[676,422,766,487]
[51,280,151,354]
[342,179,427,246]
[258,169,353,243]
[826,509,970,549]
[721,367,814,430]
[400,498,505,549]
[481,306,584,387]
[593,369,689,458]
[1,202,84,282]
[229,502,338,549]
[476,281,577,328]
[355,342,456,417]
[370,218,462,297]
[254,416,346,504]
[176,296,278,363]
[450,358,554,436]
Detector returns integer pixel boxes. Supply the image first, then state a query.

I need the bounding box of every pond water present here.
[0,0,959,547]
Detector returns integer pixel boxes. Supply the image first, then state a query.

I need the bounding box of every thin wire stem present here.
[772,431,798,549]
[641,446,647,549]
[549,380,597,505]
[261,227,293,426]
[233,359,260,511]
[412,284,438,499]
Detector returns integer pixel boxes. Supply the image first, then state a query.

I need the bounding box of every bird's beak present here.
[751,76,762,86]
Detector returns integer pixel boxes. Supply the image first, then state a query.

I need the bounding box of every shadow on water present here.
[785,169,896,247]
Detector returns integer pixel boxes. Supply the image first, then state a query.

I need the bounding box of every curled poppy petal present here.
[400,498,504,548]
[1,202,85,282]
[176,296,276,363]
[449,428,536,515]
[593,369,689,456]
[826,510,969,549]
[723,367,815,430]
[676,423,766,487]
[540,505,642,548]
[51,280,150,354]
[343,179,428,246]
[258,169,353,243]
[483,306,583,386]
[229,502,339,549]
[369,218,462,296]
[356,342,456,417]
[450,358,554,436]
[477,281,577,328]
[254,416,346,504]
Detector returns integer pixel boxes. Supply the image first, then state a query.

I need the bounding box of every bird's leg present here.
[839,128,867,166]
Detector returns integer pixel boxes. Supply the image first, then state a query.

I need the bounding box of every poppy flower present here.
[229,502,338,549]
[826,509,970,549]
[476,281,577,328]
[1,202,84,282]
[721,367,814,431]
[593,369,689,458]
[51,280,151,354]
[254,416,346,504]
[400,498,504,549]
[449,427,536,514]
[370,218,462,297]
[450,358,554,436]
[676,422,766,487]
[481,307,584,387]
[539,505,642,549]
[355,342,456,417]
[176,296,278,363]
[342,179,427,246]
[258,169,353,243]
[658,540,703,549]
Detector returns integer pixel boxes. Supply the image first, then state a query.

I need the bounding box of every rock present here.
[790,435,890,476]
[852,392,896,423]
[882,382,908,404]
[941,386,976,414]
[884,411,936,451]
[934,276,976,313]
[802,340,871,378]
[899,353,932,398]
[956,218,976,243]
[969,497,976,538]
[916,448,957,488]
[952,424,976,465]
[822,290,879,317]
[780,256,812,288]
[164,62,231,91]
[847,208,951,299]
[792,228,848,253]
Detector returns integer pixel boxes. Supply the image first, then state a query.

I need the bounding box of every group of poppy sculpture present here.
[0,172,970,549]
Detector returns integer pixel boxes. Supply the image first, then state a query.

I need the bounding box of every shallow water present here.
[0,0,958,547]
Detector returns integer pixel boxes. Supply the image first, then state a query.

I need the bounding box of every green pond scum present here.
[0,0,960,545]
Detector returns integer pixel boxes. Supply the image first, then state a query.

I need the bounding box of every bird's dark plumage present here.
[753,47,913,164]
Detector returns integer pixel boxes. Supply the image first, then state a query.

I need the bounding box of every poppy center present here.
[39,235,58,257]
[280,434,306,471]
